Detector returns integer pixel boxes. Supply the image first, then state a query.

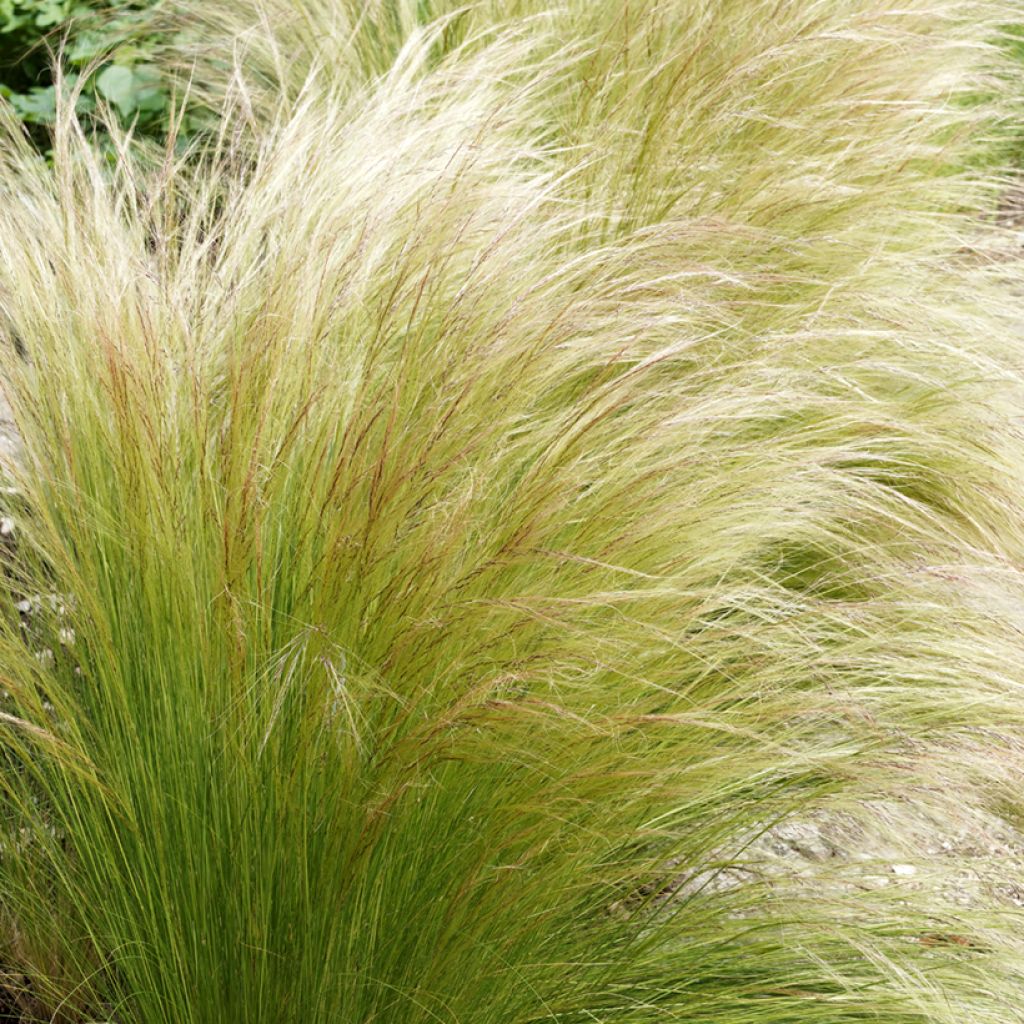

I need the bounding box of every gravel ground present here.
[0,393,20,468]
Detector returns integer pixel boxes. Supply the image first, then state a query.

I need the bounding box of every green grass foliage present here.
[0,1,1023,1021]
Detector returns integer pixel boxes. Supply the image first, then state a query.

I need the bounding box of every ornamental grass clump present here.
[0,2,1023,1021]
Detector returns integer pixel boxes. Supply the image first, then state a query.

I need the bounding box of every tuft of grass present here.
[0,2,1023,1021]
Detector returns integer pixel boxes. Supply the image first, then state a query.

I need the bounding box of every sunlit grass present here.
[0,2,1022,1021]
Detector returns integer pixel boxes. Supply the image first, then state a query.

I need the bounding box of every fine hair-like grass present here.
[0,2,1023,1021]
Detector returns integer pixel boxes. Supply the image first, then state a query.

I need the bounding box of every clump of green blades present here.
[0,2,1023,1022]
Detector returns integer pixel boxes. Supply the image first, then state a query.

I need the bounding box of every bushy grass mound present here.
[0,2,1023,1021]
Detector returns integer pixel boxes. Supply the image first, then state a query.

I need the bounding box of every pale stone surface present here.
[0,390,20,467]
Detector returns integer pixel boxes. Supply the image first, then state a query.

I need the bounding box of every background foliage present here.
[0,0,182,151]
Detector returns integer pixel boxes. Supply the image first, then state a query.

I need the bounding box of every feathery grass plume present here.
[0,3,1023,1022]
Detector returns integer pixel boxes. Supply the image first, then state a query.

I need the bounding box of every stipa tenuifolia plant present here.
[1,2,1024,1021]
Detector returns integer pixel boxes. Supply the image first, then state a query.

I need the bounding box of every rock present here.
[765,821,837,861]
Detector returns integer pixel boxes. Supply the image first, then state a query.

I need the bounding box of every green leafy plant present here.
[0,2,1022,1022]
[0,1,183,152]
